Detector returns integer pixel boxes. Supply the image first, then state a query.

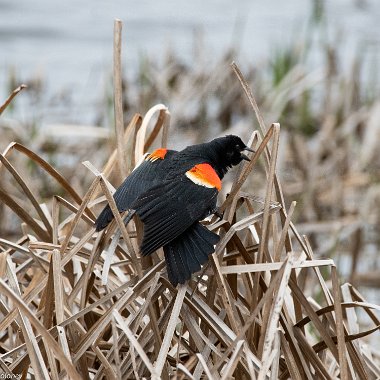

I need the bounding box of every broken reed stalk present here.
[113,19,128,178]
[0,84,27,115]
[0,65,379,379]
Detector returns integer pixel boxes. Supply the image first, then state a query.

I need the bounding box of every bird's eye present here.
[235,144,240,150]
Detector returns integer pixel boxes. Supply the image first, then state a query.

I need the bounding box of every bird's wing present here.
[95,149,176,231]
[132,163,221,255]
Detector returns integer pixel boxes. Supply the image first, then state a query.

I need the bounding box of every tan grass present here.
[0,41,380,380]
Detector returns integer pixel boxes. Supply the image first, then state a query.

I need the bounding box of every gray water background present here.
[1,0,380,124]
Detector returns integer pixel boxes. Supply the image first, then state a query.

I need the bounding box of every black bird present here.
[95,135,253,286]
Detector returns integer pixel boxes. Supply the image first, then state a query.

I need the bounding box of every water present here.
[1,0,380,124]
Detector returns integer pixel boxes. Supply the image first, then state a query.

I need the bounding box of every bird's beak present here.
[240,153,251,161]
[240,146,254,161]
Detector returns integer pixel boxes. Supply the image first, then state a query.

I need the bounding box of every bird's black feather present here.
[131,179,218,256]
[94,135,251,286]
[163,223,219,286]
[95,150,176,231]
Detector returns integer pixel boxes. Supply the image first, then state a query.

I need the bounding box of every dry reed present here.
[0,58,380,379]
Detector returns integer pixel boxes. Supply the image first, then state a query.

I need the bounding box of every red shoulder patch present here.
[185,163,221,191]
[146,148,168,162]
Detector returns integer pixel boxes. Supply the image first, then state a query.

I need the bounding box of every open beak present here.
[240,153,251,161]
[240,146,255,161]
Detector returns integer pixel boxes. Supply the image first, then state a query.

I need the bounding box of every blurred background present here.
[1,0,380,302]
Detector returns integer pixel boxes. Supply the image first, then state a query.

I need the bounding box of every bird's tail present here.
[163,223,219,286]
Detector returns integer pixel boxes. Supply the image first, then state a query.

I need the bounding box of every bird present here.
[95,135,253,286]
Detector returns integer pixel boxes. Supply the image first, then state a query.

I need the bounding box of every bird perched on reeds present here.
[95,135,253,286]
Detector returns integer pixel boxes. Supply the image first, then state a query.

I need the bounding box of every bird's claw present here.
[212,207,224,220]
